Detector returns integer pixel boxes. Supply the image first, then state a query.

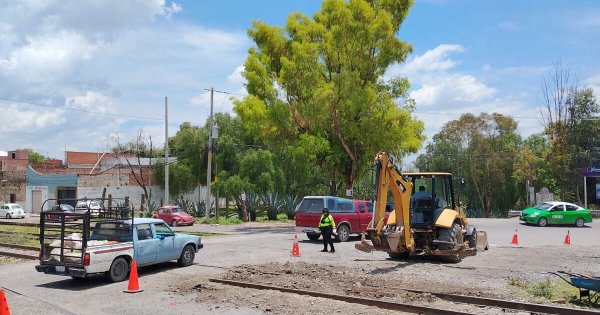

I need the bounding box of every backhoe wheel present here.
[306,233,320,241]
[388,252,410,260]
[437,223,463,263]
[178,245,195,267]
[106,257,129,283]
[336,224,351,242]
[466,228,477,251]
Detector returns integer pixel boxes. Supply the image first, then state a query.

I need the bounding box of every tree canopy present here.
[234,0,424,193]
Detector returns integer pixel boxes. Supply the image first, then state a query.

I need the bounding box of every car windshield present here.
[534,203,553,210]
[62,204,74,211]
[171,207,186,213]
[11,205,22,210]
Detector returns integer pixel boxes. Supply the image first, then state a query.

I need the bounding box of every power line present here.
[0,97,163,121]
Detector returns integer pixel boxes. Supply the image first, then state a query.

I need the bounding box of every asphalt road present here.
[0,218,598,314]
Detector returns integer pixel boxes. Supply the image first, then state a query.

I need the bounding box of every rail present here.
[210,278,600,315]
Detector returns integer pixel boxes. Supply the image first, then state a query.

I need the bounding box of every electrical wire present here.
[0,97,163,121]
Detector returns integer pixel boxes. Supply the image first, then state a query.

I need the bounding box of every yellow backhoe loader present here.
[355,151,488,262]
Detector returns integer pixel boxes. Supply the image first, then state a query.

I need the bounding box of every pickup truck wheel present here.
[306,233,320,241]
[171,220,178,227]
[336,224,351,242]
[106,257,129,283]
[178,245,195,267]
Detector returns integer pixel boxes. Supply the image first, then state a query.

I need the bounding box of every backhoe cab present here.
[355,151,488,262]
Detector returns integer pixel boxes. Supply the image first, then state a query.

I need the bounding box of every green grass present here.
[507,277,581,304]
[179,231,229,237]
[194,211,292,225]
[255,212,292,222]
[0,225,39,247]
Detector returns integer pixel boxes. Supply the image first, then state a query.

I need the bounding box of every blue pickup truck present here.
[37,216,203,282]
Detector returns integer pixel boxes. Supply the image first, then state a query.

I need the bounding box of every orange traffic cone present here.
[510,229,519,245]
[124,260,143,293]
[0,288,10,315]
[564,230,571,245]
[291,234,301,257]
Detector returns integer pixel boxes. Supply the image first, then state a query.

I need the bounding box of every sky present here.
[1,0,599,165]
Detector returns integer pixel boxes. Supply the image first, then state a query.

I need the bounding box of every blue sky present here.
[0,0,598,165]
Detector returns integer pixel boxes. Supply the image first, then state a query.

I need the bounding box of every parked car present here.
[75,200,105,216]
[520,201,593,227]
[294,196,376,242]
[45,204,79,221]
[0,203,26,219]
[152,206,194,227]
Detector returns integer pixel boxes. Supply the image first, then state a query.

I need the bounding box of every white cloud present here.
[410,74,496,107]
[0,1,249,159]
[228,66,246,85]
[397,44,464,75]
[584,74,600,100]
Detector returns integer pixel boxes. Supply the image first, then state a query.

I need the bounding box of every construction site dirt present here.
[1,218,599,314]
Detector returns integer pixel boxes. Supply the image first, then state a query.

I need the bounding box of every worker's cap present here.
[322,208,329,213]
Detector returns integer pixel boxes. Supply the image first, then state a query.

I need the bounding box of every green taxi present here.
[520,201,593,227]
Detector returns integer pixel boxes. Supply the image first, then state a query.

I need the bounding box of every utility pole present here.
[164,96,169,205]
[205,88,214,222]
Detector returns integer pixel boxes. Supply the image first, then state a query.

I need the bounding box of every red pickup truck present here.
[294,196,374,242]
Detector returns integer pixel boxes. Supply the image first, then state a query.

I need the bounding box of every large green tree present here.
[234,0,424,194]
[416,113,521,217]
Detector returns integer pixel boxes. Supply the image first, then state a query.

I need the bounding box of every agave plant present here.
[190,199,214,219]
[144,199,158,218]
[244,192,262,221]
[282,194,301,220]
[263,192,283,220]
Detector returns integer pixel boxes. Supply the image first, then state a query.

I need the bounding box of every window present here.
[334,200,354,213]
[296,198,325,213]
[136,224,153,240]
[565,204,579,211]
[154,223,174,238]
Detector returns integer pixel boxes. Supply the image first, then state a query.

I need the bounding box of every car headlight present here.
[530,212,539,217]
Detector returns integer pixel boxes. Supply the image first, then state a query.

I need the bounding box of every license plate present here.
[55,265,65,273]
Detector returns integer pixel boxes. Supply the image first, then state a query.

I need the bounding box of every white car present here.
[75,200,105,216]
[0,203,26,219]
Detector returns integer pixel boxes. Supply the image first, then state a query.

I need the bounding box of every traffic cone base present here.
[510,229,519,245]
[0,289,10,315]
[564,230,571,245]
[124,260,143,293]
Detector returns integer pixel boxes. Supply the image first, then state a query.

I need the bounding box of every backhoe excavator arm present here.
[370,151,414,251]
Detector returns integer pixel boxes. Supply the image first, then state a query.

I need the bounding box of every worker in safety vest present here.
[319,208,336,253]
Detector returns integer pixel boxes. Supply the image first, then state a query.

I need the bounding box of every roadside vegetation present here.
[0,225,39,247]
[507,276,595,307]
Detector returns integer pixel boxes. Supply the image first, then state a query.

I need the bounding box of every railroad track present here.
[210,278,600,315]
[0,243,38,260]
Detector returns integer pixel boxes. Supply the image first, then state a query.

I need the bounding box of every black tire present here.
[178,245,195,267]
[537,217,548,227]
[5,213,11,219]
[336,224,351,242]
[466,229,477,251]
[306,233,320,241]
[437,223,463,263]
[105,257,129,283]
[575,218,585,227]
[388,252,410,260]
[171,220,178,227]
